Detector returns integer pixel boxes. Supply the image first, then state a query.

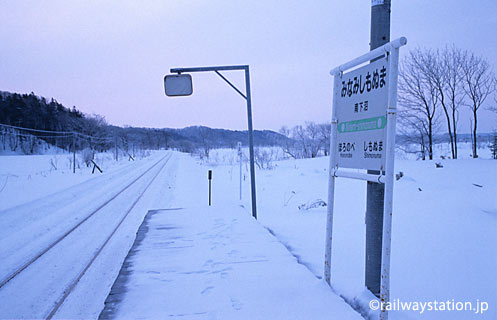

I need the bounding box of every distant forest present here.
[1,91,492,159]
[0,91,289,154]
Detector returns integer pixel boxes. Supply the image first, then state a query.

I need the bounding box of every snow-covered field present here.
[0,142,495,319]
[191,143,496,320]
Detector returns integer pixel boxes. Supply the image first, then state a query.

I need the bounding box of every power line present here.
[0,123,73,135]
[0,123,113,142]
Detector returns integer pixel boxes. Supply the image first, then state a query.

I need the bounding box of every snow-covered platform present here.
[99,206,361,319]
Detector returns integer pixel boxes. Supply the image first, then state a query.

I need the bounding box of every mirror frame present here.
[164,74,193,96]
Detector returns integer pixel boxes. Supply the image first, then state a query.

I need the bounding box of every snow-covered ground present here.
[0,150,151,211]
[100,206,362,320]
[0,142,495,319]
[196,143,496,320]
[0,151,173,318]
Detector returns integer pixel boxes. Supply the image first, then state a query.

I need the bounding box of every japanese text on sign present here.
[340,65,387,97]
[333,57,389,170]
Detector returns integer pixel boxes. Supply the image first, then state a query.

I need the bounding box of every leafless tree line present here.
[279,122,331,159]
[398,46,496,159]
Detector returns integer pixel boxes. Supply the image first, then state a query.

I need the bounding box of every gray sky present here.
[1,0,496,133]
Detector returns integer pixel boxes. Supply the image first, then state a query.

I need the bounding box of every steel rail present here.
[46,153,172,319]
[0,153,170,289]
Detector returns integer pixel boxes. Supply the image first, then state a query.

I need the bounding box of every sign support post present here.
[324,37,406,320]
[379,45,400,320]
[367,0,391,298]
[324,74,339,285]
[166,65,257,219]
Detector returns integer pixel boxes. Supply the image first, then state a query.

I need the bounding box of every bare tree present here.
[304,122,322,158]
[398,110,429,160]
[279,126,298,159]
[398,49,440,160]
[489,78,497,114]
[279,122,324,159]
[489,131,497,159]
[254,147,275,169]
[80,114,108,150]
[198,126,212,159]
[462,53,495,158]
[441,47,467,159]
[421,48,466,159]
[318,123,331,156]
[292,125,309,158]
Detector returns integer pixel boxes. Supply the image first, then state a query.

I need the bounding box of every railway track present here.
[0,152,172,319]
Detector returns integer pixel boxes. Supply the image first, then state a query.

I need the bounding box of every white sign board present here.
[333,57,389,171]
[372,0,384,6]
[326,38,406,320]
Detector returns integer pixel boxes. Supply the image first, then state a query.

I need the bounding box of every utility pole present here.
[73,133,76,174]
[366,0,391,297]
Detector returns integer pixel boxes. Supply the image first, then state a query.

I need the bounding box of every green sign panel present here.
[338,116,386,133]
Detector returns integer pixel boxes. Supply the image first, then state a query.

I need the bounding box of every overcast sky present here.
[1,0,496,133]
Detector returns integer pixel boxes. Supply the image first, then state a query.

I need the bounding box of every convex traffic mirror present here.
[164,74,193,96]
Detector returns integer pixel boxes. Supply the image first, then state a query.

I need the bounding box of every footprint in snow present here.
[231,298,243,310]
[203,259,213,267]
[201,286,214,295]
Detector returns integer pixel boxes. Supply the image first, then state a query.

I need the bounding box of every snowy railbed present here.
[0,150,153,211]
[0,151,176,318]
[195,145,496,320]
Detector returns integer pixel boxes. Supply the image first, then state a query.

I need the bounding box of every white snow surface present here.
[102,206,361,319]
[175,144,496,320]
[0,151,172,318]
[0,143,495,319]
[0,150,152,211]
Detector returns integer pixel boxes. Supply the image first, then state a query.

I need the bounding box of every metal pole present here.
[379,46,400,320]
[324,74,339,285]
[72,133,75,173]
[208,170,212,206]
[238,142,242,200]
[167,65,257,218]
[366,0,391,298]
[245,66,257,219]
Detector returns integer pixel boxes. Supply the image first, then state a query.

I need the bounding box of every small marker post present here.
[72,132,76,174]
[208,170,213,206]
[237,142,242,200]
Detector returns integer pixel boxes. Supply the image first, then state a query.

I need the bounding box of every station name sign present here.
[333,57,389,171]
